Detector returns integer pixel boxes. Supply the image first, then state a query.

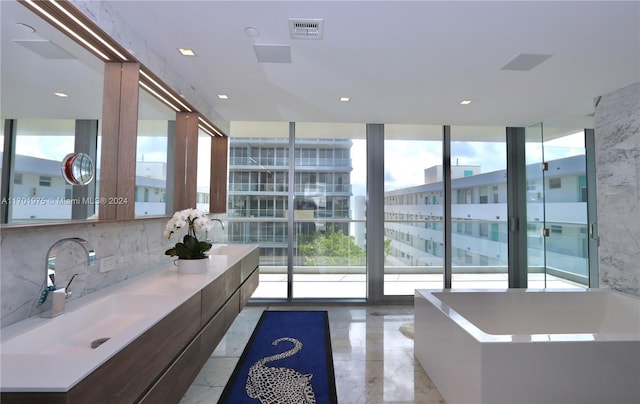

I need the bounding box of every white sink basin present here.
[1,294,173,356]
[0,244,257,393]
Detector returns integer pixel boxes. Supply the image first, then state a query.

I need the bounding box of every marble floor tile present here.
[180,305,445,404]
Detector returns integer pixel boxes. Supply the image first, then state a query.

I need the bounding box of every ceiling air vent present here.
[289,18,324,40]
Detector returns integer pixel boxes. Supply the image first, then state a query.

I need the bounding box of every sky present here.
[350,131,586,197]
[15,136,75,162]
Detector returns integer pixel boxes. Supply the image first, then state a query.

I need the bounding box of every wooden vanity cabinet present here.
[70,293,203,403]
[1,246,260,404]
[140,253,258,403]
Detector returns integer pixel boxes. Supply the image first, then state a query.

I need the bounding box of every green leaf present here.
[165,247,177,257]
[297,225,365,266]
[167,234,212,259]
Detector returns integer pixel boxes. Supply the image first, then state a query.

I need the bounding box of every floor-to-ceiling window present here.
[293,123,366,298]
[383,124,443,295]
[228,122,290,299]
[526,125,589,288]
[450,126,508,289]
[230,122,592,302]
[228,122,366,299]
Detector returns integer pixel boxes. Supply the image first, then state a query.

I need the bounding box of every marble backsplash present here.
[594,82,640,296]
[0,215,228,328]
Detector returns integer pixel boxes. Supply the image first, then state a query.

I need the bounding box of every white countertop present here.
[0,244,258,392]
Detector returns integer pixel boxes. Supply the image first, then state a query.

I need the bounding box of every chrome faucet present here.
[205,218,225,243]
[37,237,96,317]
[211,218,225,230]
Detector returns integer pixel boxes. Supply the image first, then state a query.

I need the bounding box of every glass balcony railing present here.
[228,183,353,194]
[229,157,353,168]
[293,184,353,193]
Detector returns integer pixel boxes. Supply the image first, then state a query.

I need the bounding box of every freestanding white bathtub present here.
[415,288,640,404]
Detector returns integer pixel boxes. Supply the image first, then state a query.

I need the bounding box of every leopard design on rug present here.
[245,337,317,404]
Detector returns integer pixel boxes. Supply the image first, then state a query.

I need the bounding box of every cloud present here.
[451,141,478,159]
[15,136,74,161]
[452,141,506,173]
[136,137,168,162]
[384,169,396,183]
[384,140,442,190]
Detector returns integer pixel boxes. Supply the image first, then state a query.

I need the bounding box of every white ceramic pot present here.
[176,258,209,274]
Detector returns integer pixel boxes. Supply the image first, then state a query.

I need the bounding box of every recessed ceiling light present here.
[460,100,472,105]
[178,48,196,56]
[54,92,68,97]
[245,27,260,37]
[217,94,229,100]
[339,97,350,102]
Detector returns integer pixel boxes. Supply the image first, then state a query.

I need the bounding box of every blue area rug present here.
[219,310,337,404]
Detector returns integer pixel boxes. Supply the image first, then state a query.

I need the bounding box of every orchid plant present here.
[164,208,213,259]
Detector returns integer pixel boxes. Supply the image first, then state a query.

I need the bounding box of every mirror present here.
[1,1,104,224]
[62,153,94,186]
[1,1,207,225]
[135,88,178,218]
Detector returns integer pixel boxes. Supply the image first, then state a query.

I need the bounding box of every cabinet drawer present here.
[241,248,259,282]
[224,290,241,332]
[67,294,202,403]
[240,267,259,309]
[200,309,226,361]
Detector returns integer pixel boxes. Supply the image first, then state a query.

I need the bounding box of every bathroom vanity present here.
[1,244,259,403]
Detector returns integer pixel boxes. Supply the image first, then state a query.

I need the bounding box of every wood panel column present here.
[99,62,139,220]
[174,112,199,211]
[210,135,228,213]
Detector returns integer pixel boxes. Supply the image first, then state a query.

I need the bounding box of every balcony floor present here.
[252,272,585,299]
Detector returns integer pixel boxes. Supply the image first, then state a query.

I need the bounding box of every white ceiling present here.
[3,1,640,131]
[106,0,640,129]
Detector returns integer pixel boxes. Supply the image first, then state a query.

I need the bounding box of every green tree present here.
[384,237,392,259]
[298,226,365,266]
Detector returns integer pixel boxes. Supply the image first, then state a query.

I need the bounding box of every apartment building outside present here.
[384,154,589,285]
[226,137,354,267]
[1,153,207,221]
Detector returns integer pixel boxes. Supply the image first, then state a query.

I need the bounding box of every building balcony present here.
[250,264,585,299]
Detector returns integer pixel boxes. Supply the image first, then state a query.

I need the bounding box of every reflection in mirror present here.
[0,1,104,225]
[135,88,176,217]
[197,129,212,213]
[9,120,75,222]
